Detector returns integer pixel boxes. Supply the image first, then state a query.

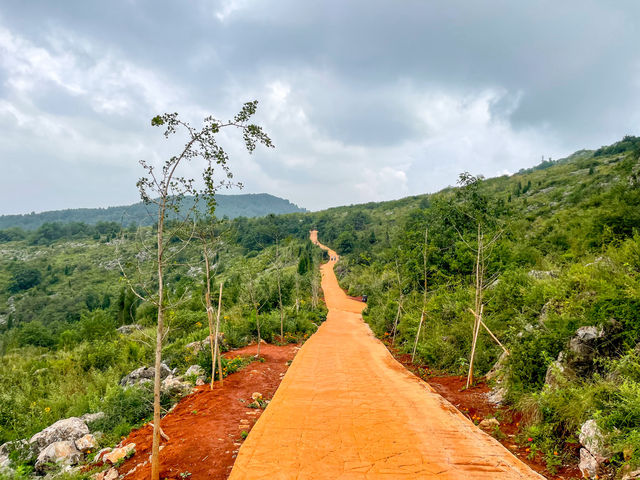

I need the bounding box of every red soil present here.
[389,347,582,480]
[114,343,299,480]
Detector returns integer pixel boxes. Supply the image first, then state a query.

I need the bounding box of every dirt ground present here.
[388,347,582,480]
[113,342,300,480]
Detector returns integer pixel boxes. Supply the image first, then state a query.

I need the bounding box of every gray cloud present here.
[0,0,639,214]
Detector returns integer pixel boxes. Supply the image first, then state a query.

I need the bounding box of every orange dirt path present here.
[228,231,543,479]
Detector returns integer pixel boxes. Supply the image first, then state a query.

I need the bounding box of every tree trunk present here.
[151,206,165,480]
[412,227,428,363]
[213,282,223,385]
[203,249,217,390]
[276,241,284,341]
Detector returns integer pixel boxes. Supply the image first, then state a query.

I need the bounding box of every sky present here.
[0,1,639,214]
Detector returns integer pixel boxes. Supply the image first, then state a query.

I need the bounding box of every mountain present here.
[0,193,306,230]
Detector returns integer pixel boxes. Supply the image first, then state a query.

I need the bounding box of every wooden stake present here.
[469,308,509,354]
[411,311,424,362]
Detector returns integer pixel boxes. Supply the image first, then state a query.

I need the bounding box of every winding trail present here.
[228,231,543,479]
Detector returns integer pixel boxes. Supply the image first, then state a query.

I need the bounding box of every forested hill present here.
[0,193,306,230]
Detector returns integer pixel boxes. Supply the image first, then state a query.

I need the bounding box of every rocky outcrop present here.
[29,417,89,453]
[103,443,135,464]
[35,440,83,472]
[116,324,142,335]
[185,334,227,355]
[545,325,610,389]
[578,419,610,478]
[566,326,604,376]
[75,434,98,453]
[485,351,509,405]
[120,363,173,387]
[185,364,205,378]
[94,467,119,480]
[161,375,193,397]
[185,365,206,384]
[527,270,558,280]
[81,412,105,425]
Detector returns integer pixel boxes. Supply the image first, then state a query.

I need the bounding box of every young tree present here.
[194,219,225,388]
[453,173,505,388]
[133,103,272,480]
[411,226,428,362]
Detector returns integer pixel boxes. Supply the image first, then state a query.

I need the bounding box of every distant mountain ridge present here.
[0,193,306,230]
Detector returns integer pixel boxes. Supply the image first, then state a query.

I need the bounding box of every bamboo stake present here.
[469,308,509,354]
[466,304,483,388]
[411,311,424,362]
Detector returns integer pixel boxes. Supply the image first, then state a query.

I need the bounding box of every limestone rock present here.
[195,378,205,386]
[485,351,509,381]
[103,443,135,464]
[35,440,83,472]
[0,440,32,469]
[579,447,598,479]
[567,326,604,376]
[527,270,558,280]
[185,334,227,355]
[81,412,105,425]
[93,467,119,480]
[29,417,89,453]
[120,364,172,387]
[579,419,609,460]
[0,443,11,472]
[487,385,507,405]
[479,418,500,429]
[544,352,575,388]
[161,375,193,397]
[75,434,98,453]
[116,324,142,335]
[185,364,205,376]
[623,469,640,480]
[93,447,112,464]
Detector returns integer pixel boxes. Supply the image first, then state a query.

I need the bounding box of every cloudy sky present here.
[0,1,639,214]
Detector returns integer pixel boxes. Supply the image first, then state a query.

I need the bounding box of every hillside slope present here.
[0,193,306,230]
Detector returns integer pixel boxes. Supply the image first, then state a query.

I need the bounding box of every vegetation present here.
[305,136,640,474]
[0,193,306,231]
[1,134,639,476]
[0,212,325,476]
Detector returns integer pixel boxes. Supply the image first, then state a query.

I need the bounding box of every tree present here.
[453,173,505,388]
[128,103,272,480]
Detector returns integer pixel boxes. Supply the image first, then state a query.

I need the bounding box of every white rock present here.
[75,434,98,453]
[81,412,105,425]
[93,467,119,480]
[486,385,507,405]
[35,440,83,472]
[103,443,135,464]
[185,365,205,377]
[161,375,193,396]
[580,419,609,459]
[29,417,89,453]
[579,447,598,479]
[479,418,500,429]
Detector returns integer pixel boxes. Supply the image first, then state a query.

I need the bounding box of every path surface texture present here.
[228,231,543,479]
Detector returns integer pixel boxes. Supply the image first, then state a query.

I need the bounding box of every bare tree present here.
[411,226,428,362]
[453,173,505,388]
[132,104,272,480]
[391,258,405,345]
